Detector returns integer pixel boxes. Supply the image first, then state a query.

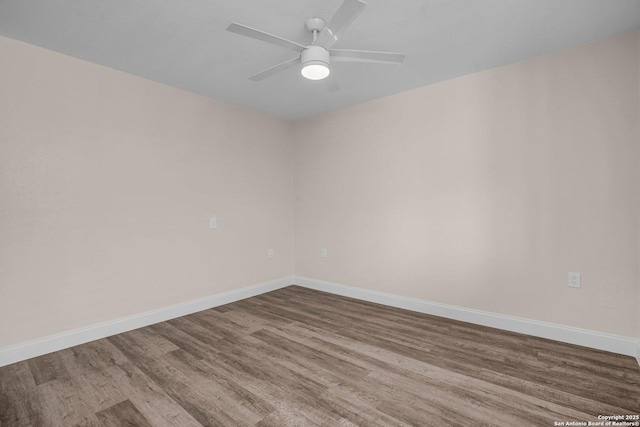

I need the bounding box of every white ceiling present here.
[1,0,639,119]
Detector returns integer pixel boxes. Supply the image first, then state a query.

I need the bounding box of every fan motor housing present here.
[301,45,330,67]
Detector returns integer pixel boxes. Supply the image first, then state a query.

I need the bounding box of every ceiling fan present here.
[226,0,405,91]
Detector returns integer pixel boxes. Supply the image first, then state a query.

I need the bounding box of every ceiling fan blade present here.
[314,0,366,49]
[227,23,305,52]
[249,57,300,81]
[326,74,340,92]
[330,49,405,64]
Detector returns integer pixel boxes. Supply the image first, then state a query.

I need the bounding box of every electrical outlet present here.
[568,272,581,288]
[210,217,217,229]
[268,248,274,258]
[321,248,327,258]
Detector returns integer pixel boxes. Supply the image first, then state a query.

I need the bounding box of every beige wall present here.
[2,29,639,349]
[294,31,640,338]
[0,36,294,347]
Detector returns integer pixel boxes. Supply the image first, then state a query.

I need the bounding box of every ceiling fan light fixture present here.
[301,61,330,80]
[227,0,405,88]
[301,46,330,80]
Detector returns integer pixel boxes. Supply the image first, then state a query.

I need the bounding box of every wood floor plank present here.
[250,328,371,381]
[258,325,508,426]
[196,342,350,426]
[0,362,37,426]
[1,285,639,426]
[165,316,224,347]
[115,327,180,358]
[147,322,218,360]
[58,339,202,427]
[253,288,640,411]
[108,332,257,426]
[208,332,340,391]
[95,399,152,427]
[27,352,69,386]
[273,322,606,424]
[162,349,275,423]
[27,376,103,426]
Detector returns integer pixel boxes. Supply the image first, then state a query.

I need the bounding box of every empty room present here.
[1,0,639,425]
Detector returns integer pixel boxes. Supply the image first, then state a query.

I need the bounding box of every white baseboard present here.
[0,276,293,367]
[4,275,637,368]
[294,276,639,360]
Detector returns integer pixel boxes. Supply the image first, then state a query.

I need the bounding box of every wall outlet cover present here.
[568,272,581,288]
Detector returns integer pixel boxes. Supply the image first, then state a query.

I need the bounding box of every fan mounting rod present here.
[305,18,326,33]
[305,18,326,43]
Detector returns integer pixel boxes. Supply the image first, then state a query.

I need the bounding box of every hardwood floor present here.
[1,285,639,426]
